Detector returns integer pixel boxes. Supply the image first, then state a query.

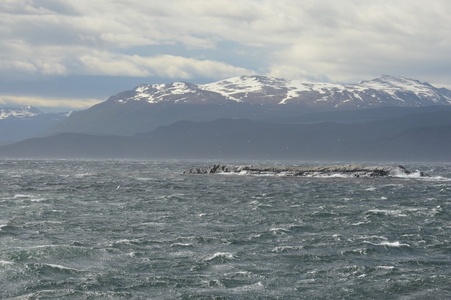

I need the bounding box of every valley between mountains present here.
[1,75,451,161]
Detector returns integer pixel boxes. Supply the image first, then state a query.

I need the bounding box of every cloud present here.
[0,94,102,110]
[265,0,451,84]
[0,0,255,80]
[1,0,451,88]
[77,52,253,79]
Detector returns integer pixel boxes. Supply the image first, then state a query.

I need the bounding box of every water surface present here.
[1,160,450,299]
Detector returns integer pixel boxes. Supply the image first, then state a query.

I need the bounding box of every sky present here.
[1,0,451,112]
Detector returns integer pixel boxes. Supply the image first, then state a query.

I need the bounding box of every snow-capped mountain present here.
[47,75,451,137]
[0,105,43,120]
[5,75,451,159]
[108,82,230,105]
[107,75,451,108]
[0,106,70,142]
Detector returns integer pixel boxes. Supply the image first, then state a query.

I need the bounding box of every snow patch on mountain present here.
[124,82,206,104]
[358,75,444,104]
[0,106,42,120]
[200,75,288,102]
[109,75,451,108]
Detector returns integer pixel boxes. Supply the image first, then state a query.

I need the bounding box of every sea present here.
[0,159,450,299]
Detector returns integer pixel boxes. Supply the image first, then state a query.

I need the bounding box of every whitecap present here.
[165,193,186,199]
[13,194,32,198]
[30,198,47,202]
[272,245,304,253]
[74,173,94,178]
[366,209,406,217]
[231,281,264,292]
[341,248,367,255]
[204,252,234,261]
[351,221,366,226]
[227,270,263,279]
[140,222,167,227]
[43,263,80,272]
[390,168,420,178]
[376,265,395,270]
[365,240,410,248]
[248,233,264,240]
[423,176,451,182]
[135,177,153,181]
[170,243,193,247]
[111,239,140,246]
[254,173,277,177]
[270,227,291,235]
[378,241,410,247]
[298,279,316,284]
[391,169,451,181]
[359,235,388,240]
[315,173,354,178]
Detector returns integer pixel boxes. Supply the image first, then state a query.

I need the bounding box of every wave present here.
[366,209,407,217]
[422,175,451,182]
[366,206,442,218]
[43,263,81,272]
[379,241,410,247]
[170,243,193,248]
[230,281,264,293]
[365,241,410,248]
[375,265,395,271]
[0,260,14,266]
[204,252,235,262]
[365,186,377,191]
[393,172,451,181]
[390,169,424,178]
[12,289,131,299]
[13,194,32,198]
[272,245,304,253]
[269,227,291,235]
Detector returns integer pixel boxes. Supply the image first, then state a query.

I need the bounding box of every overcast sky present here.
[1,0,451,111]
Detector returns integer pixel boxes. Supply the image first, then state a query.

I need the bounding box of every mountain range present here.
[103,74,451,106]
[46,75,451,136]
[1,75,451,161]
[0,106,68,143]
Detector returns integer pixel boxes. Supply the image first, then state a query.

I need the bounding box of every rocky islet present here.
[184,164,427,178]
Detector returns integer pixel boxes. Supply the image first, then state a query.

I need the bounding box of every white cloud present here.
[0,0,451,87]
[0,0,256,80]
[264,0,451,84]
[77,52,252,79]
[0,94,102,110]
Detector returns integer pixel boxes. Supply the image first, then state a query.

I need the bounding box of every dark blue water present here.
[1,160,450,299]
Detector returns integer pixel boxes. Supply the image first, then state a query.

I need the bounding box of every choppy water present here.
[0,159,450,299]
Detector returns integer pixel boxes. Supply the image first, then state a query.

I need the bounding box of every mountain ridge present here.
[47,75,451,137]
[0,106,69,142]
[0,105,43,120]
[2,109,451,161]
[110,75,451,107]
